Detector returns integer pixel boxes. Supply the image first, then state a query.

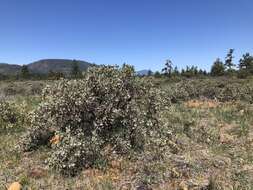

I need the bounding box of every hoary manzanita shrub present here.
[0,100,20,131]
[166,79,253,103]
[21,65,169,175]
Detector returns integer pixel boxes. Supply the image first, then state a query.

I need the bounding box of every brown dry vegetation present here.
[184,99,220,109]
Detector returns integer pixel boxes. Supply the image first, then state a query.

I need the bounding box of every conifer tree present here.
[211,58,225,76]
[225,49,235,71]
[71,59,82,78]
[20,65,30,79]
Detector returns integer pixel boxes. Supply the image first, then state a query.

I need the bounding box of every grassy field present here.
[0,81,47,101]
[0,78,253,190]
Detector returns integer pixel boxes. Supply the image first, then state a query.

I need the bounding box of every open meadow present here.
[0,67,253,190]
[1,0,253,189]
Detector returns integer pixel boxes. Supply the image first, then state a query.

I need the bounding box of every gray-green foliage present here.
[0,100,20,131]
[21,65,168,175]
[166,79,253,103]
[47,129,103,176]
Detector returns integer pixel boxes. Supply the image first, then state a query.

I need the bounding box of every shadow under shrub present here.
[20,65,168,175]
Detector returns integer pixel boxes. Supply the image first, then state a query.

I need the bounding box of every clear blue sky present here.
[0,0,253,71]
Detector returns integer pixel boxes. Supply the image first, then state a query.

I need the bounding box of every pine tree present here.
[193,66,198,76]
[147,70,152,76]
[154,71,161,78]
[181,69,185,76]
[211,58,225,76]
[239,53,253,70]
[20,65,30,79]
[71,59,81,78]
[225,49,235,71]
[162,59,173,77]
[173,66,179,76]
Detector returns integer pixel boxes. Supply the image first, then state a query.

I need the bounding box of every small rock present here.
[8,182,22,190]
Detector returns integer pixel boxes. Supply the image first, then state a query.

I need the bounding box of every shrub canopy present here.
[21,65,168,175]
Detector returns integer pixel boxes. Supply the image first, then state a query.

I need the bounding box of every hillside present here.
[0,59,93,75]
[0,63,21,75]
[136,69,152,76]
[28,59,92,74]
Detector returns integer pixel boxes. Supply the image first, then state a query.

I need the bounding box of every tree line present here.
[211,49,253,78]
[1,50,253,81]
[153,49,253,78]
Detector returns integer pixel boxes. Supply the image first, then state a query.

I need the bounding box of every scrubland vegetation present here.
[0,64,253,190]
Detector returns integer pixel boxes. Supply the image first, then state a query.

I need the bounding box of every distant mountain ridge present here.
[28,59,92,74]
[0,60,151,76]
[137,69,153,76]
[0,59,93,75]
[0,63,22,75]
